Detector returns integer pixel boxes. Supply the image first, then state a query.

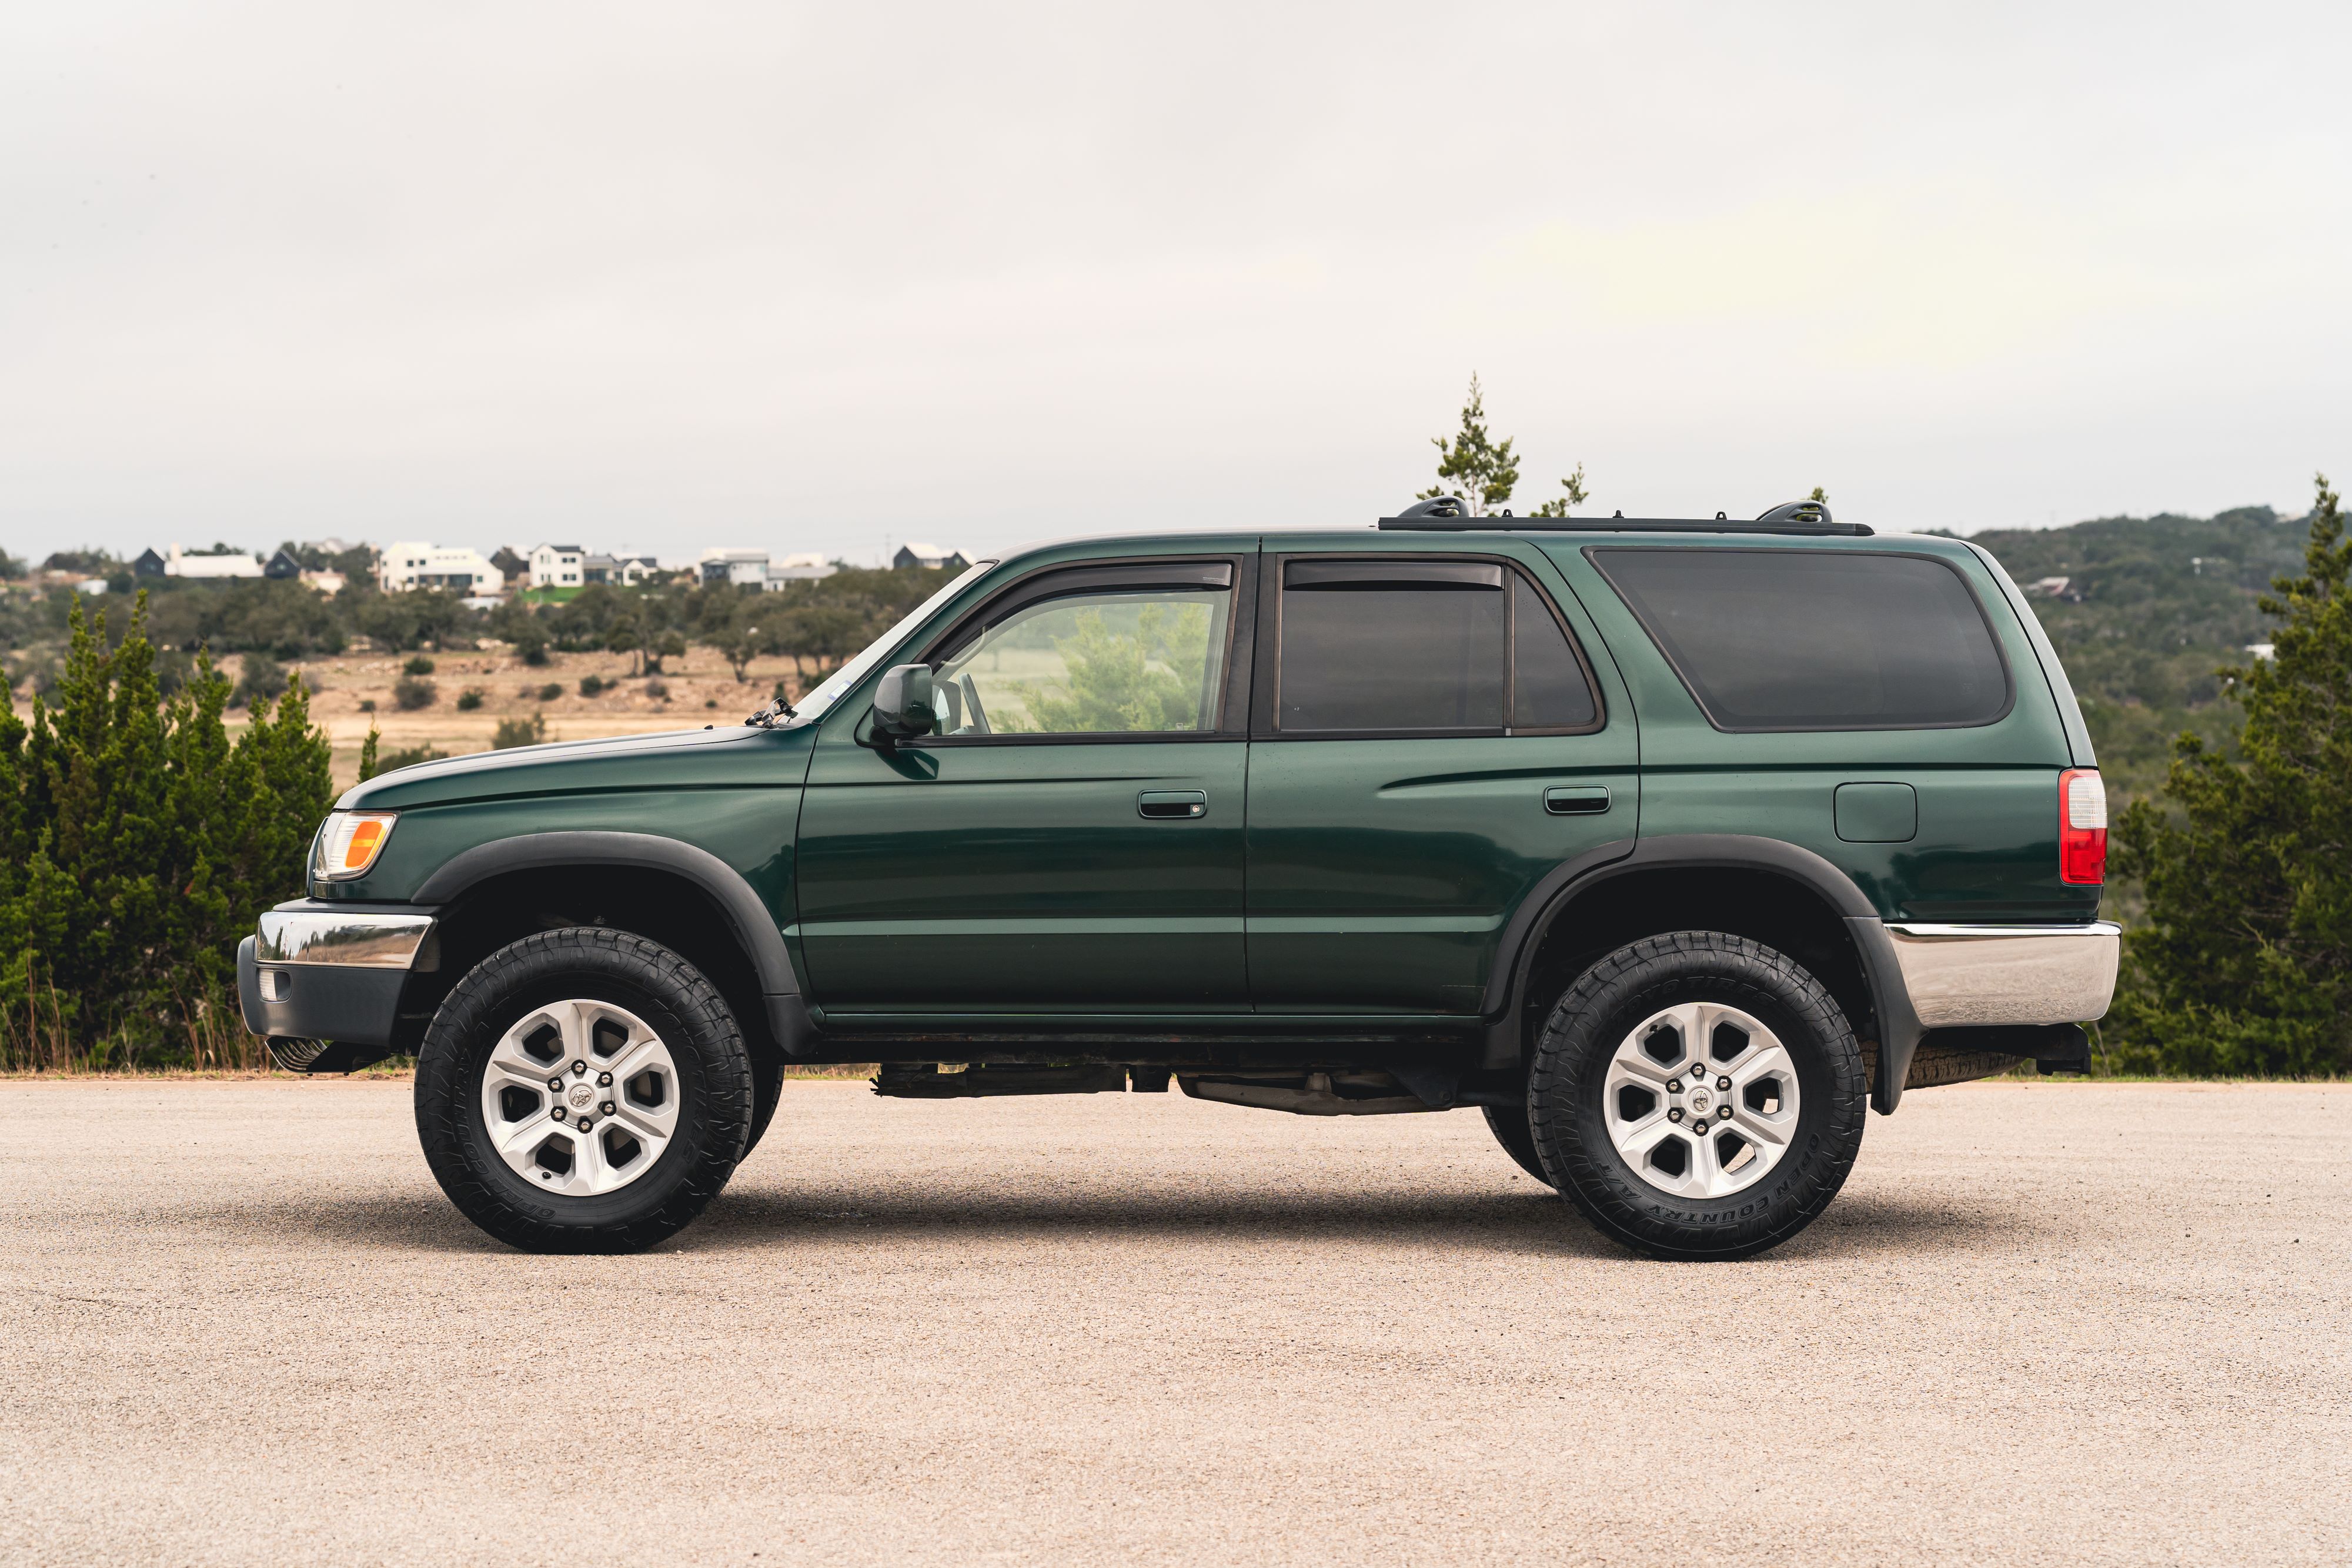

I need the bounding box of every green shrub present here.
[0,593,332,1069]
[392,677,436,711]
[456,687,485,711]
[358,697,376,713]
[402,655,436,676]
[577,674,607,697]
[536,683,563,702]
[232,651,288,709]
[492,713,547,750]
[376,744,447,773]
[2112,473,2352,1075]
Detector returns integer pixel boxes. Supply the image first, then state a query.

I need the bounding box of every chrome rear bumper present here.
[1882,921,2121,1028]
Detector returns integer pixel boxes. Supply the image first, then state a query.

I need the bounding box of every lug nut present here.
[571,1060,587,1075]
[1667,1079,1683,1095]
[577,1117,593,1132]
[1716,1075,1732,1092]
[1668,1108,1683,1123]
[547,1077,563,1092]
[600,1101,614,1116]
[597,1071,613,1086]
[1718,1106,1733,1121]
[551,1107,566,1121]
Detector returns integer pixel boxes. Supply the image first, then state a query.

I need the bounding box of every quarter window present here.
[1591,549,2011,731]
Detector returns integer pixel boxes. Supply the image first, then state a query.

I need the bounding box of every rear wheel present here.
[416,928,753,1253]
[1482,1102,1551,1185]
[1528,931,1865,1261]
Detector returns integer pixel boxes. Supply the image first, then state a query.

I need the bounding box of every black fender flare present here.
[411,831,816,1056]
[1481,834,1922,1113]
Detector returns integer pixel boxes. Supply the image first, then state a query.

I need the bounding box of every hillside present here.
[1965,505,2301,800]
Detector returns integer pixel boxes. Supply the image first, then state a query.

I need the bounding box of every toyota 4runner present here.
[239,499,2118,1259]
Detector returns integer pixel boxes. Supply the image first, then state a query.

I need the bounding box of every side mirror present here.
[871,664,937,740]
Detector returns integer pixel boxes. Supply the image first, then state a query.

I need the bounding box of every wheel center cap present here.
[566,1082,597,1112]
[1689,1088,1713,1114]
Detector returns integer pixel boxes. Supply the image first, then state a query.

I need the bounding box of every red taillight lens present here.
[2059,768,2106,884]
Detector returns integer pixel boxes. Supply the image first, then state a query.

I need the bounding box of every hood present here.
[339,723,812,810]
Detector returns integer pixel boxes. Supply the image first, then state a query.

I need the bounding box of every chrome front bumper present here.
[1882,921,2121,1028]
[238,901,438,1061]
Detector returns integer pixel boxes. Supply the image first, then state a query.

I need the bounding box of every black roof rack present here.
[1377,495,1870,537]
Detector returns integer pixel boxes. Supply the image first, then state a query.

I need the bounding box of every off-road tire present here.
[741,1044,784,1160]
[1482,1103,1552,1185]
[416,928,753,1253]
[1528,931,1865,1261]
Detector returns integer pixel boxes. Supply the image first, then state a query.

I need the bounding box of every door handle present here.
[1138,790,1208,820]
[1544,785,1611,815]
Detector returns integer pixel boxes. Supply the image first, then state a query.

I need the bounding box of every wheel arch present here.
[410,833,811,1058]
[1486,835,1916,1111]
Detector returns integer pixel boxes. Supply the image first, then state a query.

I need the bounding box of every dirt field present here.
[9,642,811,791]
[1,1079,2344,1566]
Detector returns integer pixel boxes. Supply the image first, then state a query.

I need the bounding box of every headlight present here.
[313,811,399,881]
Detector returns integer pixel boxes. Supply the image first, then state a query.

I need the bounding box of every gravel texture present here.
[1,1079,2344,1566]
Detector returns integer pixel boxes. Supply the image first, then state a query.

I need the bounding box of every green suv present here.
[239,499,2118,1260]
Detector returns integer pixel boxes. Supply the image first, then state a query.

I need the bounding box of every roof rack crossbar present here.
[1377,496,1870,537]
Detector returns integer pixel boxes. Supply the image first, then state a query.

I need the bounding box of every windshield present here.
[787,560,998,725]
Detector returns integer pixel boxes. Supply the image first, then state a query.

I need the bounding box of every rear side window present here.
[1590,549,2011,731]
[1277,559,1599,733]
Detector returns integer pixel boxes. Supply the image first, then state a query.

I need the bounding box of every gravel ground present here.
[1,1079,2344,1567]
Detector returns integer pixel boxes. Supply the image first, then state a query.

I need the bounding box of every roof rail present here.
[1377,497,1870,537]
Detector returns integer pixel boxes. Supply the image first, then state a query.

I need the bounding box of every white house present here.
[379,542,505,595]
[583,552,660,586]
[529,543,584,590]
[699,547,771,587]
[766,552,836,585]
[165,544,265,580]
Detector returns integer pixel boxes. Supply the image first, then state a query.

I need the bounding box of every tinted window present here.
[1513,576,1596,729]
[932,587,1230,734]
[1280,563,1505,731]
[1592,549,2010,730]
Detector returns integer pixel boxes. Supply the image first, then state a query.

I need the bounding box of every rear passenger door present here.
[1243,546,1638,1016]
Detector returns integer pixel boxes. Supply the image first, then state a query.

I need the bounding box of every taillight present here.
[313,811,399,882]
[2059,769,2106,884]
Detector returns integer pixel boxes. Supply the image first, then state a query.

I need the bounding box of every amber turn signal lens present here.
[312,811,399,881]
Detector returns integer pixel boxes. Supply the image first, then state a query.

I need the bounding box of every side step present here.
[873,1063,1130,1099]
[1178,1071,1434,1116]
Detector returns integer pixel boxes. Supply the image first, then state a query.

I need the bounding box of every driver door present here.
[793,551,1255,1016]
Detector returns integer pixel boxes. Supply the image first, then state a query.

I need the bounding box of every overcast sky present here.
[4,2,2347,567]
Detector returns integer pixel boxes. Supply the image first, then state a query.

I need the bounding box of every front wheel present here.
[1528,931,1865,1261]
[415,928,753,1253]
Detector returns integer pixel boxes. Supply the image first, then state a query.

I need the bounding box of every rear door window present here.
[1276,559,1599,733]
[1589,549,2011,731]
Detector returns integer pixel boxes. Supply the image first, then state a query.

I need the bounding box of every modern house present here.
[165,544,265,580]
[132,549,168,577]
[583,552,660,586]
[529,543,584,590]
[766,552,836,585]
[699,547,837,589]
[379,543,505,595]
[264,549,303,580]
[893,542,970,571]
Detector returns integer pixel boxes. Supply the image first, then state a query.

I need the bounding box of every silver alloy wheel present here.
[1602,1001,1801,1200]
[479,998,681,1197]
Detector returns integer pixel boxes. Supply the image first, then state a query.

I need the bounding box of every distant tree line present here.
[2,551,960,704]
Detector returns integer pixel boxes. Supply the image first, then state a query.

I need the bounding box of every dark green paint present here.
[323,524,2097,1037]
